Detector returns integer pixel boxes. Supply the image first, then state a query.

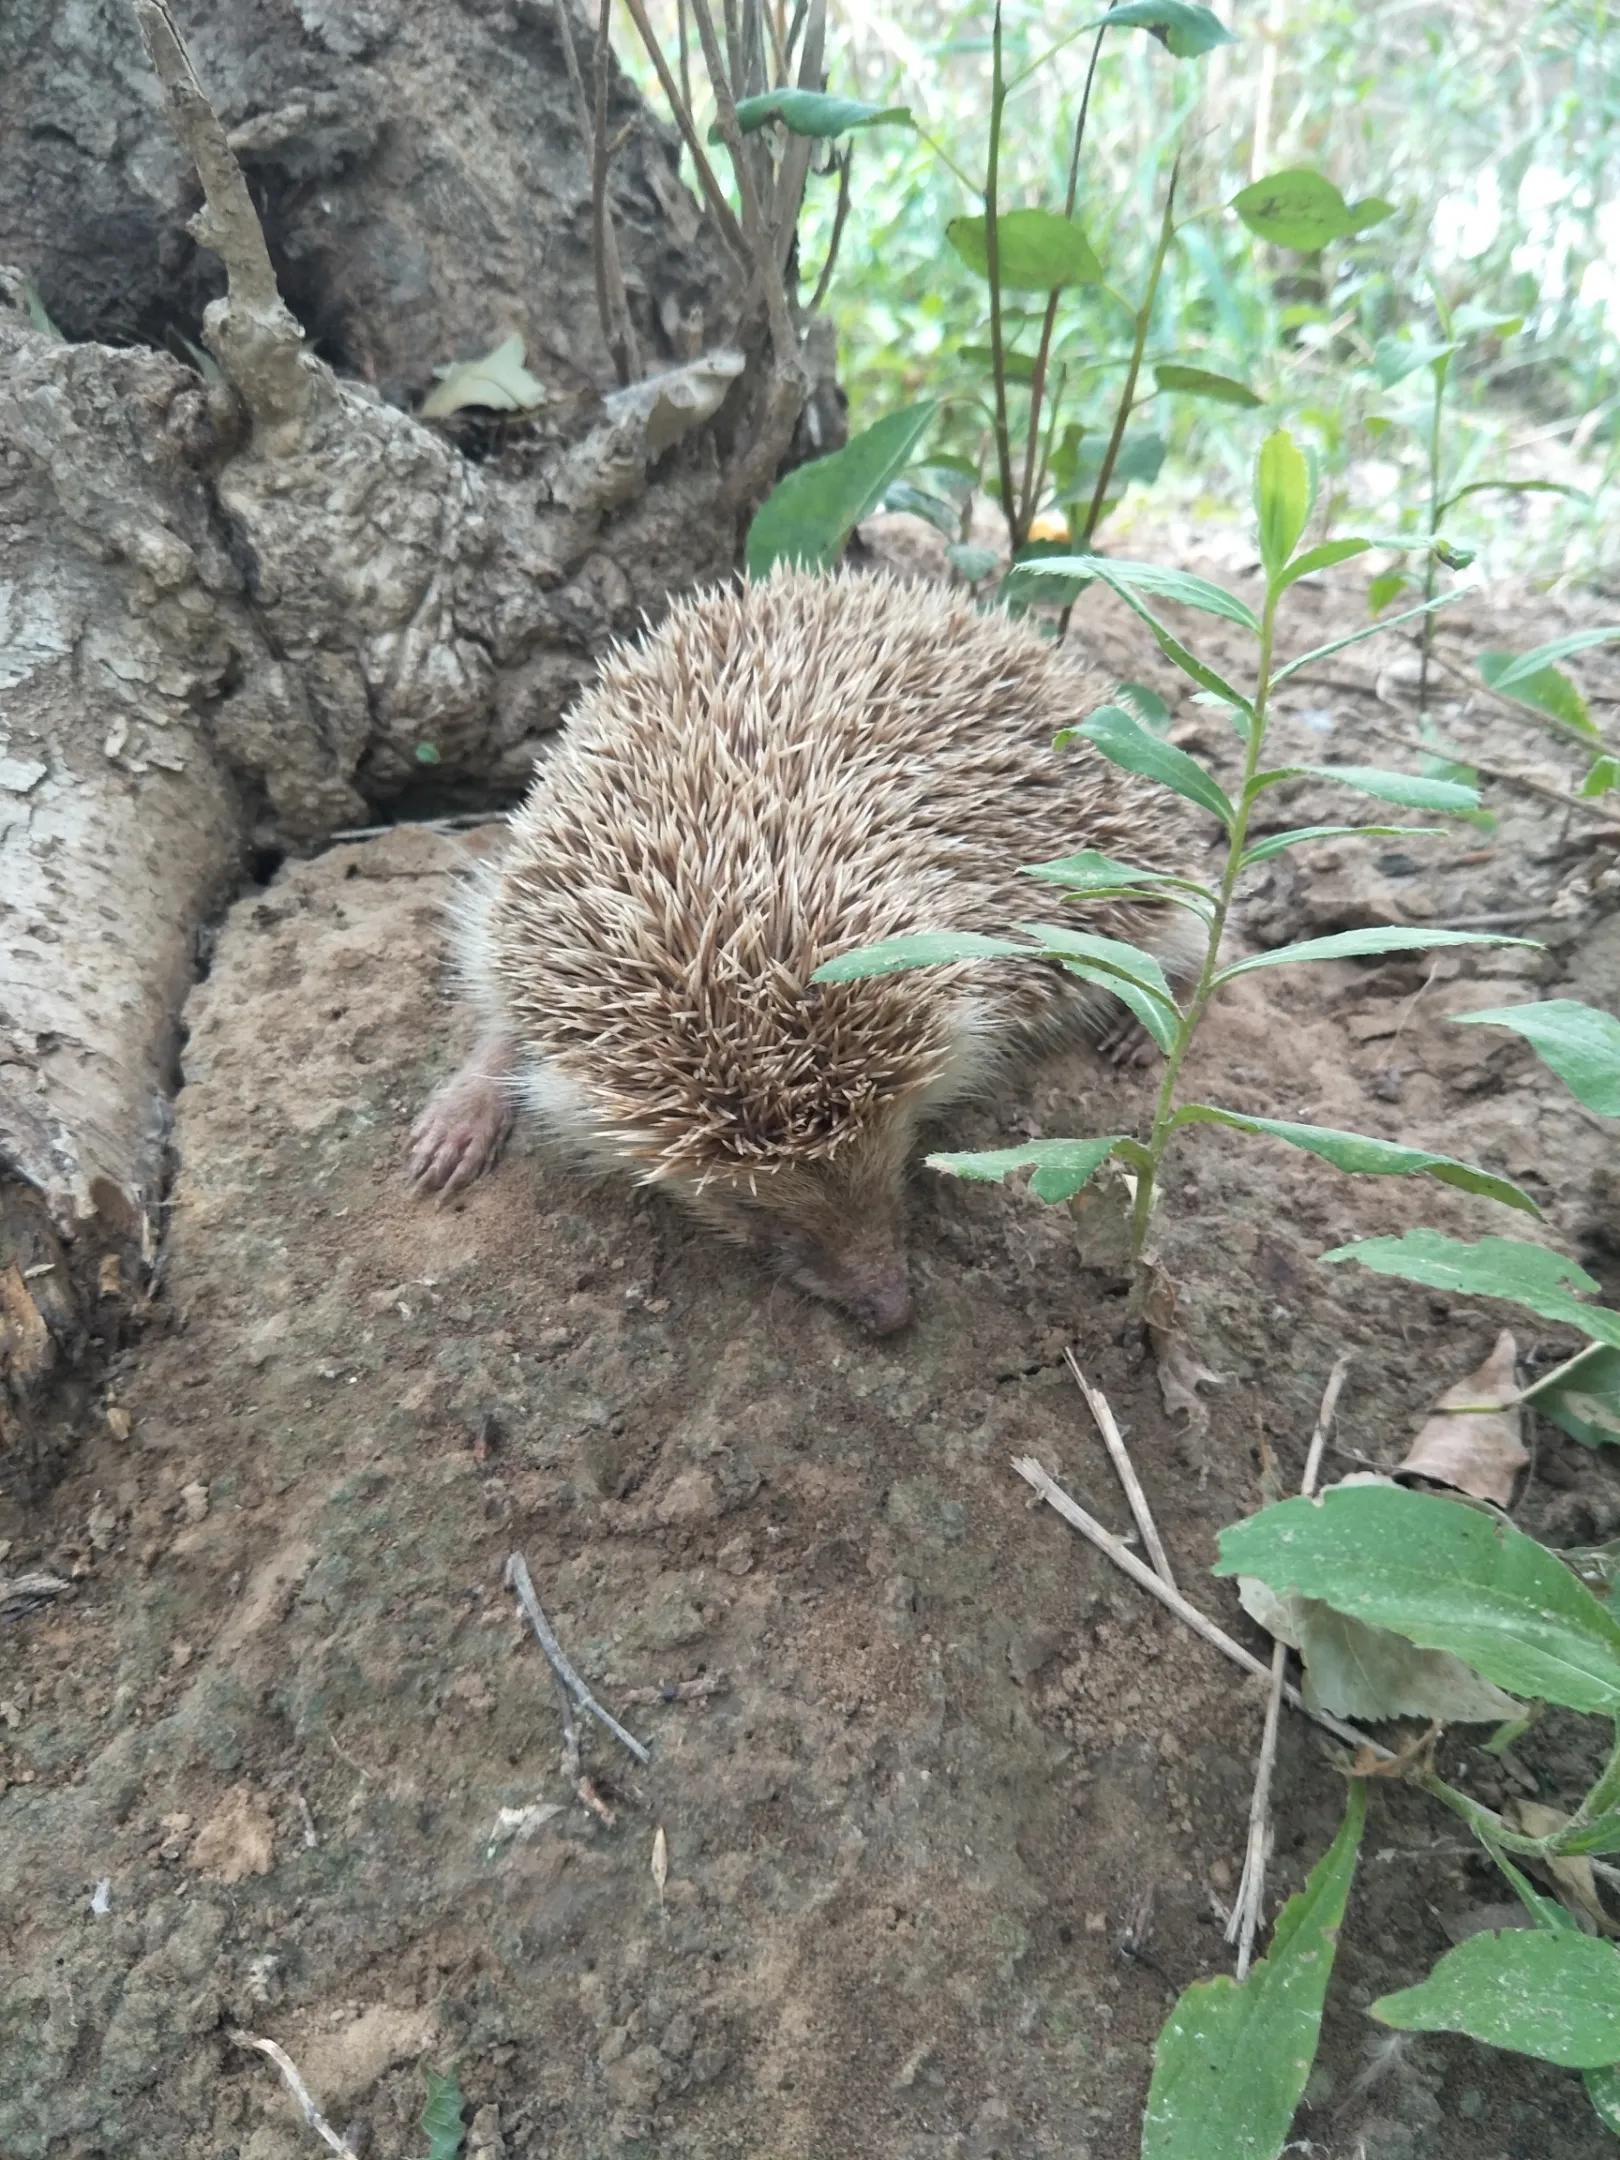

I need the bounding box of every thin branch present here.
[1362,719,1613,823]
[770,0,826,273]
[1066,1350,1177,1591]
[555,0,641,385]
[806,143,853,313]
[689,0,801,369]
[677,0,693,120]
[985,4,1018,547]
[1011,1456,1389,1763]
[505,1552,651,1764]
[621,0,749,260]
[230,2032,360,2160]
[1228,1354,1352,1979]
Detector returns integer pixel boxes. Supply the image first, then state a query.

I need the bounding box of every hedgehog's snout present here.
[846,1272,914,1337]
[784,1238,913,1336]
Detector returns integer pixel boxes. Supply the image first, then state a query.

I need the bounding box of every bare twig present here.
[621,0,748,259]
[618,1671,731,1707]
[806,144,853,314]
[230,2032,360,2160]
[549,0,640,386]
[1012,1456,1389,1762]
[1065,1350,1177,1591]
[688,0,799,369]
[505,1552,651,1764]
[1227,1354,1352,1977]
[768,0,826,273]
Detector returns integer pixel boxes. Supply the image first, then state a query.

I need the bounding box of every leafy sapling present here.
[816,427,1536,1296]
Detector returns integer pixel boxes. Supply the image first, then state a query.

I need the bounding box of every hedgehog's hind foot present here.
[1097,1005,1159,1072]
[409,1034,519,1197]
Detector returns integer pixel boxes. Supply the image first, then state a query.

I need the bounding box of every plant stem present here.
[1418,357,1447,716]
[1079,154,1180,548]
[1127,585,1279,1272]
[985,4,1018,549]
[1018,26,1106,537]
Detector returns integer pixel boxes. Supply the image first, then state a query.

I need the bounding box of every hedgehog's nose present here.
[852,1277,914,1336]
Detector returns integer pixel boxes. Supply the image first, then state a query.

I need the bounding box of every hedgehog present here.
[409,567,1201,1333]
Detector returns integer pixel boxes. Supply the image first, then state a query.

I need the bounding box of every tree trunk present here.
[0,0,828,1490]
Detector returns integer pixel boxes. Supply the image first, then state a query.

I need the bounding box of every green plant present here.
[814,425,1528,1294]
[1476,627,1620,801]
[418,2069,466,2160]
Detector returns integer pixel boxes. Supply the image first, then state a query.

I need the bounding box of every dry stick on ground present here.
[1011,1456,1390,1764]
[1227,1353,1353,1979]
[1065,1350,1178,1592]
[230,2032,360,2160]
[505,1552,651,1764]
[619,1671,731,1707]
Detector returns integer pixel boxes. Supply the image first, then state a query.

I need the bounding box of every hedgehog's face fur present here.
[666,1115,919,1336]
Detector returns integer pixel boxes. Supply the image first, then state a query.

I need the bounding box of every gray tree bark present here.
[0,0,831,1489]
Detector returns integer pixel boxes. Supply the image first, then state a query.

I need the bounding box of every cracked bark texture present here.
[0,0,826,1487]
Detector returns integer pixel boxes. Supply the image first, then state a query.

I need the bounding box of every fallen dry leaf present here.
[1143,1261,1230,1425]
[1397,1329,1525,1505]
[1506,1798,1616,1937]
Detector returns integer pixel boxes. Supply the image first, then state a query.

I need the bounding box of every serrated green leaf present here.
[1216,1483,1620,1716]
[1117,680,1171,731]
[1525,1344,1620,1451]
[420,2069,467,2160]
[1453,999,1620,1117]
[926,1135,1125,1202]
[1238,1577,1522,1724]
[1087,0,1235,56]
[948,210,1103,290]
[1232,167,1356,251]
[747,403,938,576]
[1022,847,1194,895]
[1141,1786,1364,2160]
[1277,537,1372,591]
[1218,925,1533,981]
[1057,962,1180,1050]
[1017,921,1179,1007]
[1479,651,1597,740]
[1371,1932,1620,2068]
[1023,555,1258,630]
[1239,822,1442,868]
[1061,564,1256,714]
[722,90,914,138]
[812,928,1031,983]
[1171,1104,1536,1212]
[1278,763,1481,811]
[1072,704,1235,825]
[1323,1230,1620,1352]
[1489,626,1620,687]
[1272,587,1469,684]
[1153,362,1264,407]
[1256,430,1311,578]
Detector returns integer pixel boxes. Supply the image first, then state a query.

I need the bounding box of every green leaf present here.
[1057,962,1180,1051]
[812,928,1031,983]
[1373,334,1458,387]
[1088,0,1236,56]
[1154,362,1264,407]
[1581,754,1620,799]
[18,275,65,340]
[1367,571,1409,613]
[883,479,960,537]
[746,403,938,576]
[958,342,1039,384]
[1276,537,1372,591]
[1171,1105,1536,1212]
[1442,477,1588,515]
[421,334,547,419]
[1343,195,1396,235]
[1216,1483,1620,1716]
[1232,167,1357,251]
[1017,921,1179,1008]
[1453,999,1620,1116]
[722,90,914,139]
[420,2070,467,2160]
[1022,847,1200,897]
[1239,823,1442,868]
[1488,626,1620,688]
[1272,587,1469,685]
[1255,430,1311,578]
[1585,2062,1620,2136]
[1479,651,1597,740]
[1218,925,1534,981]
[1278,763,1481,811]
[1072,704,1236,826]
[1118,680,1171,731]
[1067,572,1255,715]
[1323,1230,1620,1352]
[947,542,1000,584]
[926,1135,1124,1203]
[1525,1344,1620,1451]
[1021,556,1260,631]
[947,210,1103,290]
[1141,1786,1365,2160]
[1371,1932,1620,2069]
[414,741,442,766]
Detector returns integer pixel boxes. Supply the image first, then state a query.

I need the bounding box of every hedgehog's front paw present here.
[1098,1007,1159,1072]
[409,1076,516,1197]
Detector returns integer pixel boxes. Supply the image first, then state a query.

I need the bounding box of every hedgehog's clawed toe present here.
[408,1075,516,1196]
